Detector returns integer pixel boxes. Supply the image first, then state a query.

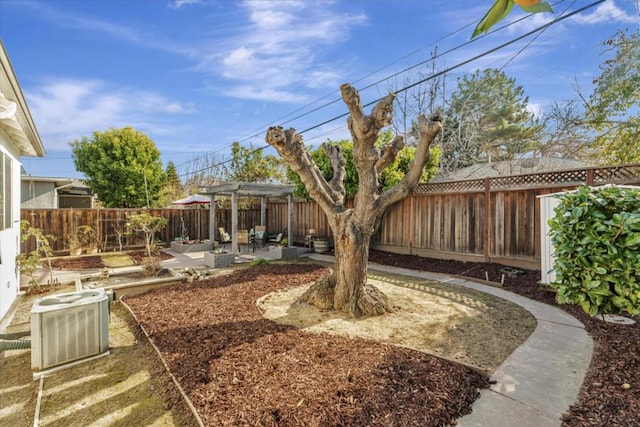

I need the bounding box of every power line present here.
[176,2,562,171]
[301,0,606,134]
[179,0,606,179]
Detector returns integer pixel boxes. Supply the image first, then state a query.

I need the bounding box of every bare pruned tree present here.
[266,84,441,318]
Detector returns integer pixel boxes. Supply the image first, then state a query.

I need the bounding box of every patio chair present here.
[268,227,287,245]
[254,225,266,248]
[237,229,253,252]
[218,227,231,248]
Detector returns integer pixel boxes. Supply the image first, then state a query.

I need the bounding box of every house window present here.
[0,152,12,231]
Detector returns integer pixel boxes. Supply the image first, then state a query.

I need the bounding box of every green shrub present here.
[250,258,269,267]
[16,220,57,287]
[549,185,640,316]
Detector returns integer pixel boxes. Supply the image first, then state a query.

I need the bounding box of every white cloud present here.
[208,0,367,103]
[221,85,308,103]
[168,0,203,9]
[526,102,543,118]
[26,79,194,150]
[569,0,638,25]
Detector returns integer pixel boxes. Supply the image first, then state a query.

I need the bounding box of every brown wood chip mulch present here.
[369,250,640,427]
[48,250,173,270]
[47,251,640,427]
[124,263,489,426]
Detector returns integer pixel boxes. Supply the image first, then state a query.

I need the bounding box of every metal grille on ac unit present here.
[31,289,109,370]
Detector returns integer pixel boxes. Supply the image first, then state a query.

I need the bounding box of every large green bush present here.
[549,185,640,316]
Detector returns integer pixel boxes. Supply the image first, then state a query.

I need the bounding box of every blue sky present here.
[1,0,638,180]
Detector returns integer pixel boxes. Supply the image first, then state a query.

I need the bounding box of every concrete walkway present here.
[311,257,593,427]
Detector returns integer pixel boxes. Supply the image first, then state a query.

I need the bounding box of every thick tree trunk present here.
[298,220,392,318]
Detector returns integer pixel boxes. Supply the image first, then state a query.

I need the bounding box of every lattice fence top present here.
[414,164,640,194]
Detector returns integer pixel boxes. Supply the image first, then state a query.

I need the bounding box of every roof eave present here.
[0,39,45,157]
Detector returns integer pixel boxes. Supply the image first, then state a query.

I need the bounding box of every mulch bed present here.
[124,263,490,426]
[369,250,640,427]
[48,250,173,270]
[46,248,639,425]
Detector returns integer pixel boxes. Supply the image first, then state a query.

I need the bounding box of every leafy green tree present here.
[288,130,440,199]
[377,129,440,189]
[584,29,640,165]
[441,68,540,173]
[225,141,284,183]
[71,127,164,208]
[286,139,357,200]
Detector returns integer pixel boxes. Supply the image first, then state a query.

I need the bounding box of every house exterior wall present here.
[21,179,57,208]
[1,40,46,324]
[0,128,21,321]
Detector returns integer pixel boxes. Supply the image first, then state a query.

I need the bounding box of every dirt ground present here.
[258,268,535,371]
[0,285,198,427]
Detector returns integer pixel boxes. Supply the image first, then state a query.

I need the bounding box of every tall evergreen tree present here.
[441,69,540,173]
[158,160,184,206]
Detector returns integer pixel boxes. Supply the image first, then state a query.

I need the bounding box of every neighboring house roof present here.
[21,175,74,187]
[437,157,590,181]
[0,40,45,157]
[21,175,93,195]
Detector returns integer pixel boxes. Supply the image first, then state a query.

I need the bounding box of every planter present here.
[204,251,236,268]
[171,241,213,253]
[70,248,82,256]
[268,246,298,260]
[314,240,330,254]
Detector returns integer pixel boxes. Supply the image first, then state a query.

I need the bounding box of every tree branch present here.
[321,143,346,199]
[265,126,344,210]
[375,135,405,173]
[374,114,442,215]
[341,84,395,147]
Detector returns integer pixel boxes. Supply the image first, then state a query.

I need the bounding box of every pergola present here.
[198,182,295,253]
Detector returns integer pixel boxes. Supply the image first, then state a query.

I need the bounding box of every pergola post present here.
[231,191,238,253]
[209,194,216,243]
[287,194,293,247]
[260,196,266,226]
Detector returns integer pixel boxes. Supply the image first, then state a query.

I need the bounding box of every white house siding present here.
[0,129,21,321]
[0,40,46,323]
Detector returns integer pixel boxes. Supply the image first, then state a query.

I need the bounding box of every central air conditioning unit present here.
[31,289,109,370]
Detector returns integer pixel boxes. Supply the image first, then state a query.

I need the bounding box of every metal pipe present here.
[0,339,31,351]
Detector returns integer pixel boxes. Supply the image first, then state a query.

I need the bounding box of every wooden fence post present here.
[484,178,491,263]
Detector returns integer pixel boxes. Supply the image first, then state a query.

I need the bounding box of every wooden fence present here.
[374,163,640,269]
[21,208,260,254]
[21,164,640,269]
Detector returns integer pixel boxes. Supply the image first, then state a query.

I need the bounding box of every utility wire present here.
[180,0,605,179]
[176,1,569,170]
